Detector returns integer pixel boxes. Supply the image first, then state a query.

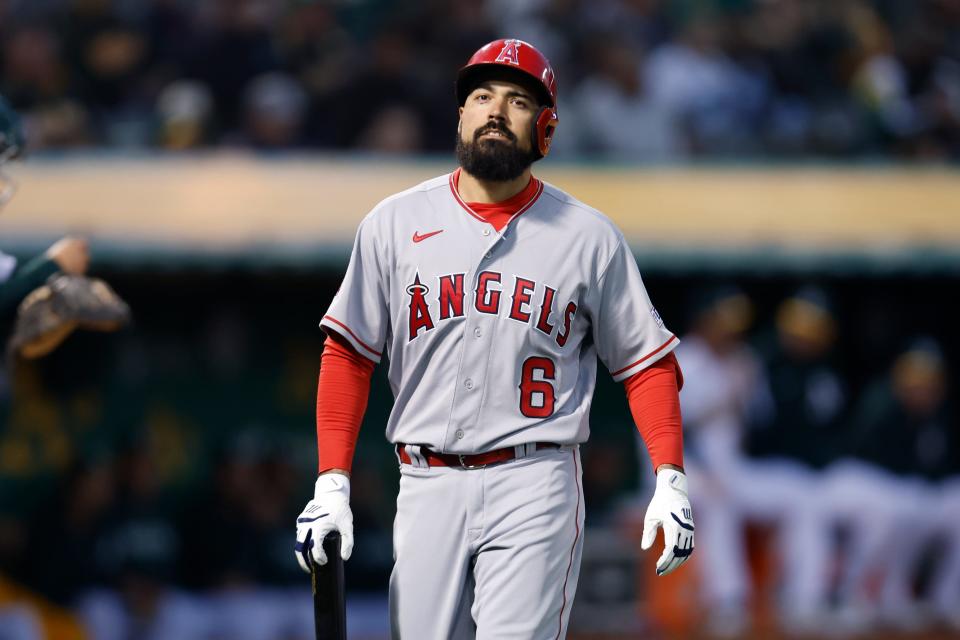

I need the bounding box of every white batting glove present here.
[294,473,354,572]
[641,468,695,576]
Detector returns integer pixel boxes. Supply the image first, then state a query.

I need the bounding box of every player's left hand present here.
[641,467,694,576]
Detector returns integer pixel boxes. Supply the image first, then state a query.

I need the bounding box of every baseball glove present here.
[8,274,131,359]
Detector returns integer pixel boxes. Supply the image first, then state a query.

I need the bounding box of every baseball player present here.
[295,39,694,638]
[0,94,89,640]
[0,96,90,321]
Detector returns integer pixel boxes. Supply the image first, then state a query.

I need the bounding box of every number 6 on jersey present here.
[519,356,556,417]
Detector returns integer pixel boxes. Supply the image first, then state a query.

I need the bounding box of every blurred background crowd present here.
[0,0,959,160]
[673,284,958,638]
[0,0,959,639]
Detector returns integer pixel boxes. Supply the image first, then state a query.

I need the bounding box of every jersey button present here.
[473,327,482,338]
[455,429,465,439]
[464,378,474,389]
[482,228,491,236]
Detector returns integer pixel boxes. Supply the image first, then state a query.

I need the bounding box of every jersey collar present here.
[449,168,544,228]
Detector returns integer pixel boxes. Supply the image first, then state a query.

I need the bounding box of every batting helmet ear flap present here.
[532,106,559,159]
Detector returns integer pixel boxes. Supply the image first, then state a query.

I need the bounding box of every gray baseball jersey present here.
[320,171,677,453]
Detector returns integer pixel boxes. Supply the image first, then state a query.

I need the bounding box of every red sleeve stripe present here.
[321,315,382,358]
[610,334,678,378]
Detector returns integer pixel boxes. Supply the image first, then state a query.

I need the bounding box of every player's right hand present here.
[294,472,354,571]
[46,237,89,275]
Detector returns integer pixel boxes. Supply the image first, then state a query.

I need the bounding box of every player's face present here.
[459,80,536,153]
[456,80,539,182]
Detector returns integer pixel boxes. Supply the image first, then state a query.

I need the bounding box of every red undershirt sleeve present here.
[623,351,685,472]
[316,331,376,473]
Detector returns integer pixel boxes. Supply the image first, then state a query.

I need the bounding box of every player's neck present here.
[457,168,532,204]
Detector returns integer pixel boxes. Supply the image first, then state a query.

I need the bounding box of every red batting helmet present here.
[456,39,559,159]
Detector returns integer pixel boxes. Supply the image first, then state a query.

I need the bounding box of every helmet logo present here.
[494,40,522,66]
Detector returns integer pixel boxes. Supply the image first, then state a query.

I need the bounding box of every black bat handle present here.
[311,532,347,640]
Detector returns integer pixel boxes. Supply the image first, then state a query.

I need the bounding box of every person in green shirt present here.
[0,94,90,341]
[0,92,93,640]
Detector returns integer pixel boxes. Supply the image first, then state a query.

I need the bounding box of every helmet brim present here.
[456,63,554,109]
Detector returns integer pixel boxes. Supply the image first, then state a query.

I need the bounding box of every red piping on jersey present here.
[610,334,678,378]
[449,169,544,229]
[556,449,581,640]
[322,315,382,359]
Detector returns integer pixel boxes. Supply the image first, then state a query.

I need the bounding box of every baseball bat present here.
[311,531,347,640]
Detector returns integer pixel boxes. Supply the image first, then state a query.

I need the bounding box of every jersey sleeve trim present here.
[320,315,382,362]
[610,334,679,381]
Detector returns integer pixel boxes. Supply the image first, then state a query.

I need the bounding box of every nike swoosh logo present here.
[413,229,444,243]
[297,513,329,523]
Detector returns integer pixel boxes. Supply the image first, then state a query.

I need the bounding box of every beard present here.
[456,122,536,182]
